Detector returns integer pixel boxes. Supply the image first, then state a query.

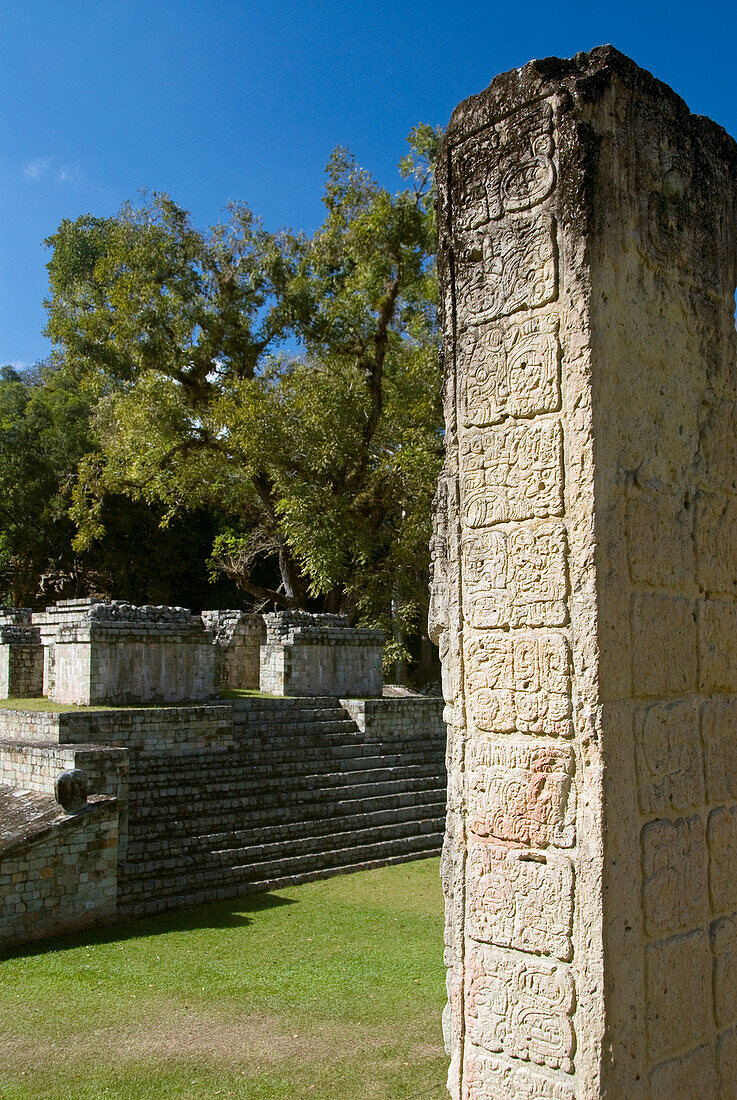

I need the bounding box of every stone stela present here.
[432,46,737,1099]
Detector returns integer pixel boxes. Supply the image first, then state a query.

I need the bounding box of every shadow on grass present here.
[2,891,297,960]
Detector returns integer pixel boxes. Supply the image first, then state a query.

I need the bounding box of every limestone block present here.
[260,612,383,697]
[36,600,216,705]
[433,45,737,1099]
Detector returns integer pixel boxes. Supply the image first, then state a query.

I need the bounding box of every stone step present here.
[127,744,445,777]
[118,832,444,905]
[125,761,444,801]
[126,774,447,824]
[117,847,441,919]
[126,786,447,840]
[124,800,448,860]
[122,814,446,875]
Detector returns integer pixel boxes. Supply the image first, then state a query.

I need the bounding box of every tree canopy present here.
[16,126,443,677]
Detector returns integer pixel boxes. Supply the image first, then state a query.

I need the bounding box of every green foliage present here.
[40,127,443,677]
[0,362,242,609]
[0,362,93,603]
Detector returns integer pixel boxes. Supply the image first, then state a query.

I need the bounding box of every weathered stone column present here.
[432,46,737,1098]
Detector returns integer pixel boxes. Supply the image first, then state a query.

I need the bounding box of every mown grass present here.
[0,858,447,1100]
[0,692,278,712]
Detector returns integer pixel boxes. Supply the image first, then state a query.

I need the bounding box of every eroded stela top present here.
[432,46,737,1098]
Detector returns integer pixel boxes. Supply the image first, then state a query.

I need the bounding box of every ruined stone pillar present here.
[432,46,737,1098]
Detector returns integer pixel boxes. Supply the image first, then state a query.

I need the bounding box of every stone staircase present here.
[118,698,446,916]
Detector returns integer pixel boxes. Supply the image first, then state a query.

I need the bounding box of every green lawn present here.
[0,692,277,712]
[0,859,448,1100]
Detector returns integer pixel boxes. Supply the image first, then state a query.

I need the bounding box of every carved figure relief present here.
[460,421,563,529]
[463,1051,576,1100]
[455,216,557,325]
[462,522,568,630]
[467,842,574,960]
[464,630,573,737]
[462,313,560,427]
[468,740,576,848]
[453,100,556,231]
[466,946,576,1073]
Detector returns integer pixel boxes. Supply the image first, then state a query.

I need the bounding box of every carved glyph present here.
[462,522,568,629]
[461,313,560,427]
[634,701,704,814]
[463,1052,576,1100]
[465,946,576,1073]
[460,421,563,529]
[467,843,574,960]
[463,630,573,737]
[468,740,576,848]
[641,815,709,937]
[455,216,557,327]
[453,100,556,230]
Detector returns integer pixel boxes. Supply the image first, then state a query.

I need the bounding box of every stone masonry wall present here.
[36,600,216,705]
[0,626,44,699]
[0,791,118,950]
[341,697,446,740]
[0,705,234,751]
[0,743,130,858]
[201,610,264,691]
[0,694,446,938]
[260,612,383,696]
[433,47,737,1100]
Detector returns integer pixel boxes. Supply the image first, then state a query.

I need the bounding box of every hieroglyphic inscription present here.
[464,630,572,737]
[634,701,704,814]
[460,421,563,529]
[711,914,737,1028]
[645,931,713,1062]
[468,843,574,960]
[455,216,557,325]
[468,740,576,848]
[462,523,568,629]
[466,946,575,1073]
[454,100,556,231]
[447,90,577,1099]
[641,816,709,937]
[463,1051,576,1100]
[707,806,737,915]
[461,313,560,427]
[695,494,737,595]
[702,699,737,802]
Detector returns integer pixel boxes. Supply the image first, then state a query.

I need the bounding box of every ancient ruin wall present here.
[433,47,737,1098]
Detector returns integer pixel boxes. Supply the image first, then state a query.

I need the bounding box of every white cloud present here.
[24,157,83,184]
[24,156,53,179]
[57,163,82,184]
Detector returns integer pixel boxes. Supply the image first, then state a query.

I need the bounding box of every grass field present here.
[0,858,448,1100]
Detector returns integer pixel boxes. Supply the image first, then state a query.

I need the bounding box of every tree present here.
[0,362,93,604]
[44,127,442,677]
[0,363,243,609]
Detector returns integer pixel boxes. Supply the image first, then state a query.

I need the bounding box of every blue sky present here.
[2,0,736,367]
